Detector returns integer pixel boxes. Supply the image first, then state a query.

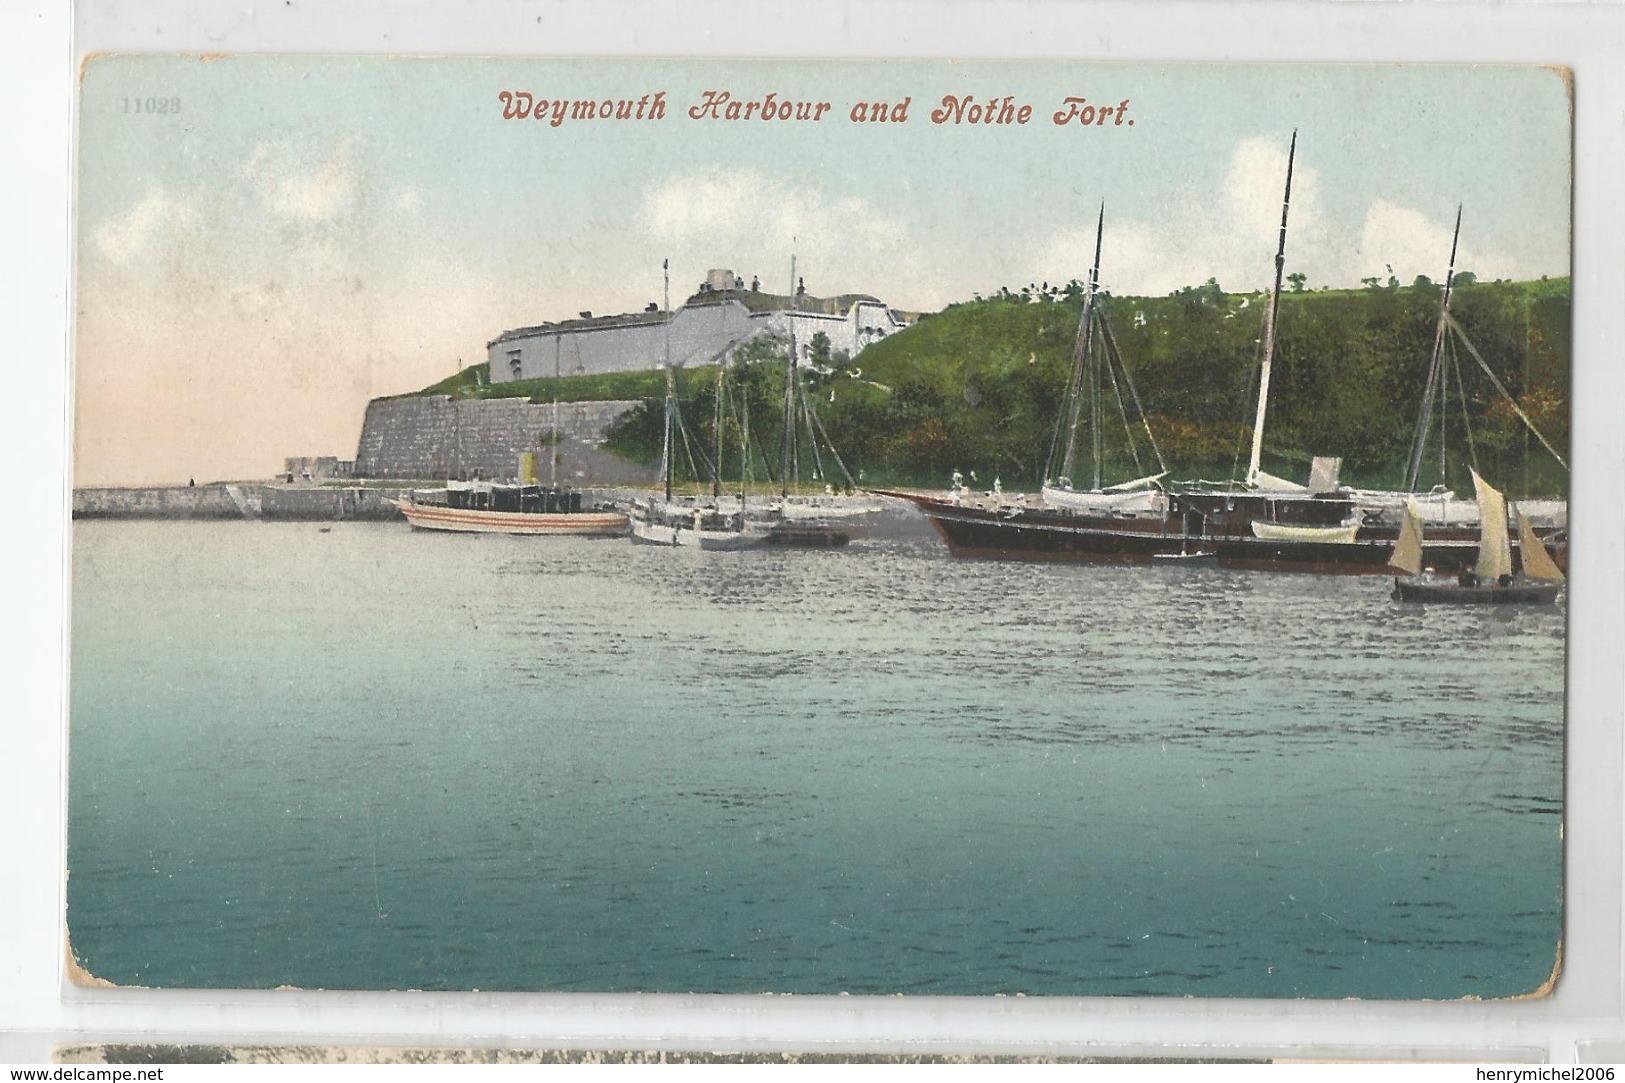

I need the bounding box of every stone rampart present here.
[354,396,652,485]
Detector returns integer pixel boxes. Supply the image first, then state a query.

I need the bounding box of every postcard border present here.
[6,0,1622,1064]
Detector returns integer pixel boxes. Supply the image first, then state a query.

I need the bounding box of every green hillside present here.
[407,275,1570,497]
[838,275,1569,495]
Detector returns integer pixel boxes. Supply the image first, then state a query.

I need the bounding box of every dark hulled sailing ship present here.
[883,134,1567,575]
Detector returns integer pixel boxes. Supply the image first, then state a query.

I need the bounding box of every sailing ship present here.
[1389,468,1564,604]
[1039,202,1175,520]
[1345,207,1567,536]
[750,255,872,548]
[629,260,761,550]
[888,166,1366,569]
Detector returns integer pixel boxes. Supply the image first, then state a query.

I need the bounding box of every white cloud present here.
[246,139,358,221]
[642,169,927,298]
[1354,201,1521,284]
[1034,136,1342,297]
[1028,136,1528,298]
[392,186,422,213]
[93,190,188,265]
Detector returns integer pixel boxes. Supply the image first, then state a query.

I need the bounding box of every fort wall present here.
[488,287,908,384]
[353,395,651,484]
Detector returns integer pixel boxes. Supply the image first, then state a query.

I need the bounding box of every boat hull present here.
[1392,578,1563,605]
[882,490,1565,576]
[629,514,762,550]
[394,500,629,536]
[761,525,853,548]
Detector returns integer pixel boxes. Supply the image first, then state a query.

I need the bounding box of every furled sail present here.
[1470,468,1512,582]
[1388,500,1425,577]
[1514,505,1565,582]
[1102,471,1168,493]
[1250,519,1360,543]
[1040,485,1168,515]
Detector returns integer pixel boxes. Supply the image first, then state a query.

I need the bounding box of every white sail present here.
[1515,505,1565,582]
[1470,468,1512,582]
[1388,500,1425,577]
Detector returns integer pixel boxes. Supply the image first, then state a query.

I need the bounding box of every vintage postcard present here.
[69,56,1570,999]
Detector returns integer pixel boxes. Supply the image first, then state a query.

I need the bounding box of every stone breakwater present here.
[73,484,411,521]
[72,484,642,522]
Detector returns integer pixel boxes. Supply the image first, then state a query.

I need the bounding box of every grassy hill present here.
[405,275,1570,497]
[839,275,1569,495]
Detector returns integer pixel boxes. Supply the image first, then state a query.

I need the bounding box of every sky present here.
[74,57,1572,486]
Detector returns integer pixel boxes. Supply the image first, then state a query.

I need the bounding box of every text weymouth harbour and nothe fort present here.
[498,89,1134,128]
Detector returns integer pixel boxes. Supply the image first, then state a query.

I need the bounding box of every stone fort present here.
[487,268,911,381]
[352,268,911,483]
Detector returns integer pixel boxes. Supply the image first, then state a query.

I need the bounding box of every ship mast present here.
[1405,206,1463,492]
[551,333,560,488]
[662,258,674,505]
[781,253,798,500]
[713,311,725,501]
[1246,129,1296,487]
[1060,202,1105,489]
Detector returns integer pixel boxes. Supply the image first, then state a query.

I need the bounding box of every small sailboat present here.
[629,260,760,550]
[1389,468,1564,604]
[753,253,868,548]
[1232,130,1364,544]
[627,381,758,549]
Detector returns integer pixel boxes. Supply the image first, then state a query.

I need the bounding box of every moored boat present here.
[629,259,759,551]
[394,482,629,536]
[742,253,878,549]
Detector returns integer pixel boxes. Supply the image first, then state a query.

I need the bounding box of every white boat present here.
[1334,208,1565,531]
[394,482,628,536]
[630,259,758,551]
[751,253,874,549]
[629,499,766,549]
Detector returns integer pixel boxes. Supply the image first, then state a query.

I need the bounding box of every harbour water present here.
[67,517,1565,998]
